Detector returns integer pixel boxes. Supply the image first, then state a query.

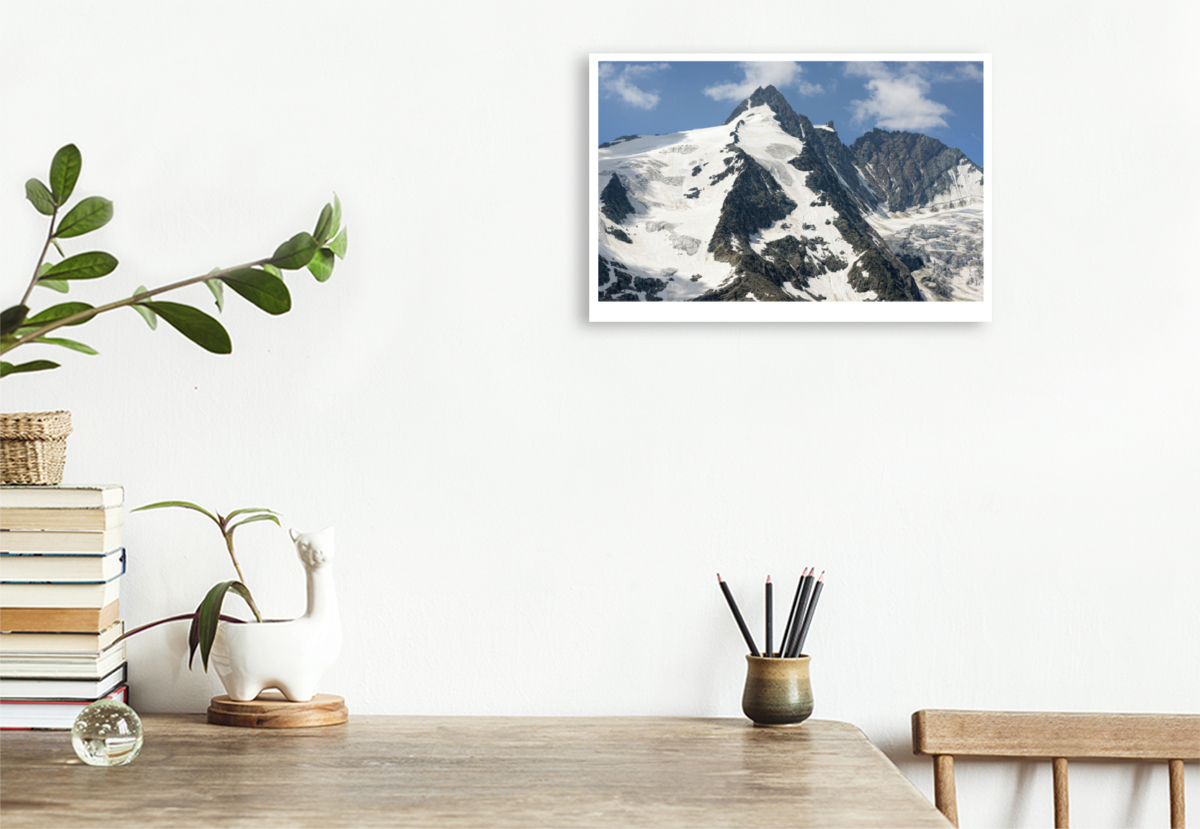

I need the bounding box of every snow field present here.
[868,201,984,302]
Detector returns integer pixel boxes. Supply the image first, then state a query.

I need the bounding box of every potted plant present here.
[0,143,347,483]
[118,501,341,704]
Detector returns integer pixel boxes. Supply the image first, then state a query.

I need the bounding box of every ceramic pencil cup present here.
[741,655,813,727]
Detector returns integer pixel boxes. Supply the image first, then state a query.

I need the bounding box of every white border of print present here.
[589,53,991,323]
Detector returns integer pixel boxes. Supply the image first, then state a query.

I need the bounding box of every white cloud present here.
[599,63,668,110]
[622,63,669,78]
[951,62,984,82]
[702,61,824,103]
[845,61,891,80]
[900,61,985,83]
[846,63,952,131]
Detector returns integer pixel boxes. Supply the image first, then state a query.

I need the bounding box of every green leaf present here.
[49,144,82,204]
[1,359,60,377]
[220,267,291,315]
[55,196,113,238]
[41,251,118,281]
[1,306,29,337]
[131,286,157,329]
[313,203,334,245]
[262,262,282,280]
[188,612,201,668]
[25,179,55,215]
[307,248,335,282]
[228,513,282,534]
[331,194,342,238]
[269,231,318,270]
[224,507,280,521]
[194,580,259,671]
[23,302,95,328]
[206,278,225,312]
[184,614,199,667]
[37,278,70,293]
[132,500,221,524]
[33,336,98,355]
[329,226,348,259]
[139,301,232,353]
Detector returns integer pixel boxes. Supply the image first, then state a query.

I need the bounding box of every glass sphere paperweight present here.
[72,699,143,766]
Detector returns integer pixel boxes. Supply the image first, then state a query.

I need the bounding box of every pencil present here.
[717,573,760,656]
[793,571,824,657]
[765,576,773,658]
[783,568,814,658]
[786,569,815,657]
[779,567,809,656]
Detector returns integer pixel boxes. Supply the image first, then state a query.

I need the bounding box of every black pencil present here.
[784,569,815,658]
[765,576,773,658]
[783,568,814,658]
[793,571,824,657]
[717,573,759,656]
[779,567,809,656]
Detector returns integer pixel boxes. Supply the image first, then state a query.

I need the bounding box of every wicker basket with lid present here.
[0,410,73,485]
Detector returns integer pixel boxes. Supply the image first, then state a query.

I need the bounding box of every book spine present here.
[0,490,126,710]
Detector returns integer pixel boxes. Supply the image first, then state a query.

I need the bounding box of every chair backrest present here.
[911,710,1199,828]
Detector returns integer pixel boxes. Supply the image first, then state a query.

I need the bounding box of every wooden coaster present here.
[207,691,348,728]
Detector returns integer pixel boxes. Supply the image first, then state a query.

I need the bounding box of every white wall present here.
[2,2,1197,826]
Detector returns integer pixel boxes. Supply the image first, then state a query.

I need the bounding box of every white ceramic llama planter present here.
[210,527,341,702]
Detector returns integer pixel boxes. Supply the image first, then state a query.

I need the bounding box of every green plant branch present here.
[219,519,265,622]
[7,145,343,379]
[21,207,59,307]
[222,525,249,592]
[112,612,247,646]
[2,255,274,355]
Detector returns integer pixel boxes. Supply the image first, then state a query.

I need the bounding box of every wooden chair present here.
[912,710,1199,828]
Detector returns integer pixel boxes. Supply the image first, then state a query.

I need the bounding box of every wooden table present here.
[0,716,951,828]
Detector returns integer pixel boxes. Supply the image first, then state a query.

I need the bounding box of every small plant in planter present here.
[117,501,276,670]
[1,143,347,378]
[118,501,342,703]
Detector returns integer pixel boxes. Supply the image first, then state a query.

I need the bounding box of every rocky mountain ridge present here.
[851,128,983,213]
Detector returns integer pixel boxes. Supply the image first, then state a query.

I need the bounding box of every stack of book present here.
[0,484,129,730]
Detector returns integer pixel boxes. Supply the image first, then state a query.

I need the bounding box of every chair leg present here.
[1053,757,1069,829]
[1169,759,1185,829]
[933,754,959,827]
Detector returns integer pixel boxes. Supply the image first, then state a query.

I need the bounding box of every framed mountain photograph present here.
[590,54,991,322]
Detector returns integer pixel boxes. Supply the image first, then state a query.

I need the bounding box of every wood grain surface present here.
[0,716,951,828]
[207,692,348,728]
[912,710,1200,759]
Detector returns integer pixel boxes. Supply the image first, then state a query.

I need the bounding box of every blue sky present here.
[597,59,985,167]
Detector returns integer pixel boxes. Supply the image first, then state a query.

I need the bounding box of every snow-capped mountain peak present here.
[723,85,804,130]
[597,86,983,303]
